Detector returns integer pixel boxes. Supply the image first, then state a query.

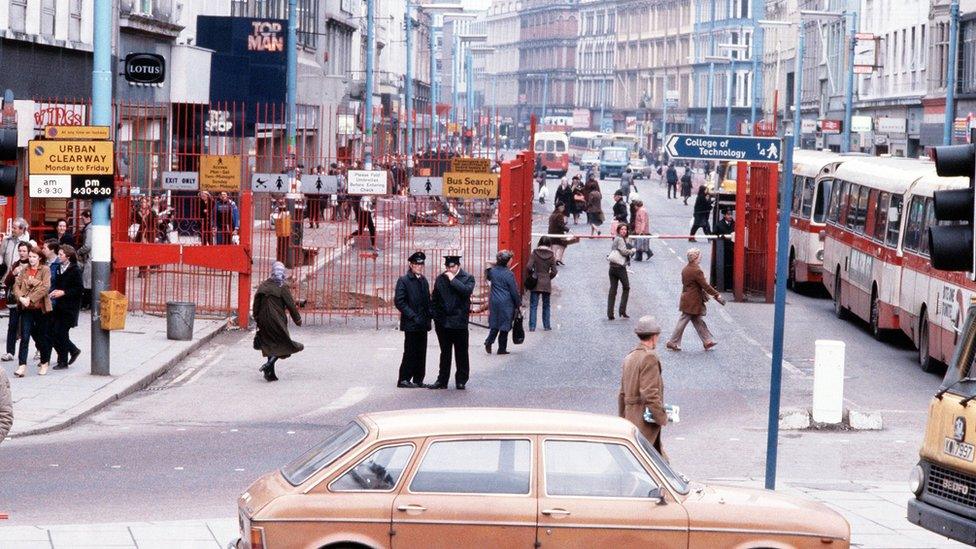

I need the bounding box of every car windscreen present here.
[281,421,368,486]
[636,430,690,494]
[941,308,976,398]
[603,149,627,163]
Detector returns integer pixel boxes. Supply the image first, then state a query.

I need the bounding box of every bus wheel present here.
[870,290,884,341]
[919,311,938,373]
[787,250,797,291]
[833,272,847,320]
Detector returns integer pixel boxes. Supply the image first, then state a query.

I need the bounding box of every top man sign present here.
[665,134,781,164]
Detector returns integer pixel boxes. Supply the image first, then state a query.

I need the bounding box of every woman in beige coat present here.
[618,316,667,456]
[12,246,52,377]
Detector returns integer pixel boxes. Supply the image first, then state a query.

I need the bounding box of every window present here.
[409,439,531,495]
[855,186,870,234]
[903,196,927,252]
[331,444,414,491]
[800,177,815,219]
[281,422,367,486]
[555,141,566,152]
[231,0,318,48]
[41,0,56,36]
[69,0,83,42]
[873,191,891,242]
[545,440,658,498]
[635,431,688,494]
[827,179,847,223]
[792,176,804,214]
[920,198,935,256]
[841,183,857,228]
[865,189,880,237]
[886,194,903,247]
[9,0,27,33]
[814,179,833,224]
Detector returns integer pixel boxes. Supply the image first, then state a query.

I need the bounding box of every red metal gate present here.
[733,162,778,302]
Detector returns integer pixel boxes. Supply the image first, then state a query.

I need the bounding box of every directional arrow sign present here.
[665,134,782,164]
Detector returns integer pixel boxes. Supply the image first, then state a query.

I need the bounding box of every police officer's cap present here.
[408,251,426,265]
[444,255,462,267]
[634,315,662,336]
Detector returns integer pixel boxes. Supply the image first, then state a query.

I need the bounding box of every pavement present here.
[0,166,965,548]
[3,311,228,437]
[0,481,959,548]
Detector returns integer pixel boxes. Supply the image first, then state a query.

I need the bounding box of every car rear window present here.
[281,421,368,486]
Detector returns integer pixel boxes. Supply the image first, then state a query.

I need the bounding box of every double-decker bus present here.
[822,156,971,369]
[787,149,844,288]
[533,131,570,177]
[568,131,605,164]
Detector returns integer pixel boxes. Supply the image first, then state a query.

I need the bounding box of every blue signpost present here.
[665,133,782,164]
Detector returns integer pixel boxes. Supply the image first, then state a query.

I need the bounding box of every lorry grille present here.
[927,464,976,509]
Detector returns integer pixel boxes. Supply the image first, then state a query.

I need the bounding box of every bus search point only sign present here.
[665,134,782,164]
[444,172,498,199]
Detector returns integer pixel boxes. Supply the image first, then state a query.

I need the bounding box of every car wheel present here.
[870,289,884,341]
[833,271,847,320]
[919,310,939,373]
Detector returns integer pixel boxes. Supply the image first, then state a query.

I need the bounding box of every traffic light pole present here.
[765,135,796,490]
[841,7,858,152]
[90,0,112,375]
[364,0,375,170]
[943,0,960,146]
[405,2,414,166]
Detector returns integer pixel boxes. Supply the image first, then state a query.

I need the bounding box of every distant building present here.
[576,0,616,132]
[517,0,578,143]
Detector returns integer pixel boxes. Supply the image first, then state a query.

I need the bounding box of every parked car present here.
[232,408,850,549]
[579,150,600,171]
[628,157,652,179]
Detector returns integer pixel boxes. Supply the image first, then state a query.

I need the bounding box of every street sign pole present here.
[90,0,112,376]
[765,135,795,490]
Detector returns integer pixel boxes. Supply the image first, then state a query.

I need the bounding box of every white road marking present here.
[49,464,59,467]
[895,440,907,444]
[716,307,807,378]
[234,468,245,472]
[729,438,741,442]
[230,429,239,433]
[110,465,121,469]
[174,466,184,471]
[286,431,296,435]
[169,367,196,386]
[185,364,214,385]
[299,386,372,419]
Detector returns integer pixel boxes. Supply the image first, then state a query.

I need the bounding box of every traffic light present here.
[0,128,15,197]
[928,143,976,272]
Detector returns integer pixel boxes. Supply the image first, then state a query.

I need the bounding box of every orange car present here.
[234,408,850,549]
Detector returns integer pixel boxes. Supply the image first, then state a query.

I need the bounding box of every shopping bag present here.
[512,310,525,344]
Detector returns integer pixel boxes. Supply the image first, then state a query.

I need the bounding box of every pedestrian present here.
[348,196,377,250]
[690,186,713,241]
[618,315,668,456]
[484,250,521,355]
[1,242,29,362]
[50,245,82,370]
[527,238,557,331]
[554,177,573,214]
[665,164,678,199]
[0,218,30,276]
[586,184,604,237]
[611,189,628,235]
[55,219,75,247]
[680,166,693,205]
[632,199,653,262]
[394,251,432,388]
[570,175,586,224]
[607,223,635,320]
[252,261,304,382]
[0,365,11,444]
[215,191,240,244]
[620,168,635,202]
[12,245,52,377]
[547,204,571,266]
[429,255,476,390]
[715,208,735,236]
[76,210,93,309]
[666,248,725,351]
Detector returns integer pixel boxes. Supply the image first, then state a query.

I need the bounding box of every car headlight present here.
[909,464,925,496]
[815,249,824,262]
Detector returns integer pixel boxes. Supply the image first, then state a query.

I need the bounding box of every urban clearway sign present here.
[665,134,782,164]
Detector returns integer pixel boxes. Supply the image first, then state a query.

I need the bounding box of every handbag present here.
[128,223,140,240]
[512,310,525,344]
[524,264,538,290]
[607,248,626,266]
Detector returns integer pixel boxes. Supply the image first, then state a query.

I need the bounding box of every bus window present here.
[843,184,859,229]
[855,186,870,234]
[919,198,935,256]
[873,191,891,242]
[814,179,833,224]
[534,141,545,152]
[800,178,815,219]
[886,194,903,247]
[546,141,556,152]
[864,189,880,237]
[555,141,566,152]
[827,180,847,223]
[792,176,804,212]
[903,196,927,252]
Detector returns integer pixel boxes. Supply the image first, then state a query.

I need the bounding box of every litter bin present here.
[100,291,128,331]
[166,301,196,341]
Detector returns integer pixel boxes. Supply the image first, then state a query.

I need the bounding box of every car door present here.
[537,438,688,548]
[391,437,537,549]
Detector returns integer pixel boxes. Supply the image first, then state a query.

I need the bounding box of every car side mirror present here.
[648,486,666,504]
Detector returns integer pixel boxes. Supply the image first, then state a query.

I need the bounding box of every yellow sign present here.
[199,154,242,192]
[44,125,111,140]
[451,157,491,173]
[444,172,499,199]
[28,140,114,175]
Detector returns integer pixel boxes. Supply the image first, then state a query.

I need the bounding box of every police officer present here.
[394,251,432,388]
[429,255,476,390]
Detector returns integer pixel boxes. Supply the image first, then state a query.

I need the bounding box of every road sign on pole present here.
[665,133,782,163]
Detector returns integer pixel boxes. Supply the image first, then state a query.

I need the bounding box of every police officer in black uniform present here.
[394,251,432,388]
[429,255,476,390]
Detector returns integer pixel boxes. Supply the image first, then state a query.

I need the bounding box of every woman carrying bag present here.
[607,223,635,320]
[50,245,83,370]
[12,246,53,377]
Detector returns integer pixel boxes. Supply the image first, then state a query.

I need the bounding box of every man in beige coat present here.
[0,367,12,444]
[618,316,667,456]
[667,248,725,351]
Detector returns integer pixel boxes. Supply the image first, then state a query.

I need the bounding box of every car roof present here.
[359,408,637,440]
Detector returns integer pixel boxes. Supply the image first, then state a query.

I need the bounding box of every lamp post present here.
[841,3,859,152]
[705,0,716,134]
[455,33,488,152]
[943,0,961,145]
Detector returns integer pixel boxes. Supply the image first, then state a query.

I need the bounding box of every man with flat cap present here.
[394,251,432,388]
[618,315,668,457]
[429,255,476,389]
